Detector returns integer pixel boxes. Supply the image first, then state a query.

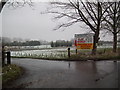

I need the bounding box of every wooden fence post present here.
[68,47,70,58]
[7,51,11,65]
[2,50,5,67]
[76,49,77,54]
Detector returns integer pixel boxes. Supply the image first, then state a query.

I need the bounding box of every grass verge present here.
[70,52,120,61]
[2,64,23,86]
[70,48,120,61]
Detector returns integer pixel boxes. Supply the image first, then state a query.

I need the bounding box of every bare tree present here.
[102,1,120,53]
[0,0,33,13]
[47,0,111,55]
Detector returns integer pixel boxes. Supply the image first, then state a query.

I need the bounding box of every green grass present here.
[2,64,23,86]
[70,48,120,61]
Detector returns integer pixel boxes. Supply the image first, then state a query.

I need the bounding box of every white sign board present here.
[74,33,94,49]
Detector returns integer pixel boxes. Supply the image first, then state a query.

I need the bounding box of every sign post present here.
[74,33,93,51]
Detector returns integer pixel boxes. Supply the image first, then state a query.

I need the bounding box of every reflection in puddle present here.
[68,62,70,69]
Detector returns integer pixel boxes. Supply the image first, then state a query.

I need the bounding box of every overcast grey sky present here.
[1,1,112,41]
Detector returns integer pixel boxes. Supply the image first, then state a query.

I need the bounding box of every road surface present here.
[4,58,120,88]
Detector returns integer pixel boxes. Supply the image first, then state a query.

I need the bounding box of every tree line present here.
[3,40,41,46]
[51,40,72,47]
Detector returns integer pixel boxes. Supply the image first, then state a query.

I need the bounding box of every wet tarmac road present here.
[5,58,120,88]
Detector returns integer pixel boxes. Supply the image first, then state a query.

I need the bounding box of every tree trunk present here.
[92,35,97,55]
[92,2,101,55]
[92,33,99,55]
[112,2,117,53]
[113,33,117,53]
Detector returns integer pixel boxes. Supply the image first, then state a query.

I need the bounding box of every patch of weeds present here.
[2,64,23,86]
[70,51,120,61]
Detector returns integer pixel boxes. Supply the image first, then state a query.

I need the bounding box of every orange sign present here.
[75,34,94,49]
[76,43,93,49]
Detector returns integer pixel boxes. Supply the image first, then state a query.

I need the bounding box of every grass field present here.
[11,47,120,61]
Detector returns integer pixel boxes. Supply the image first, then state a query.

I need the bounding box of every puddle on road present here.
[26,59,118,74]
